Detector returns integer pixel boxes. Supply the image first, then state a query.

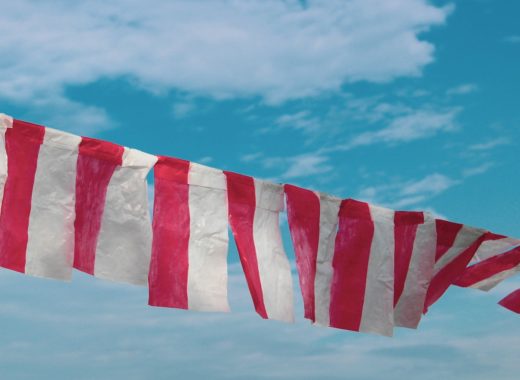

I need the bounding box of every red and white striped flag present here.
[454,234,520,315]
[73,137,157,285]
[285,188,438,334]
[329,199,395,336]
[423,220,487,312]
[393,211,436,329]
[284,185,340,325]
[499,288,520,314]
[0,119,80,280]
[148,157,230,312]
[455,236,520,291]
[226,172,294,322]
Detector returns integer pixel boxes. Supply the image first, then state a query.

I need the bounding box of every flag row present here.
[0,113,518,336]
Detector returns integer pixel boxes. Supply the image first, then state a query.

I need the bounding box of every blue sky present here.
[0,1,519,379]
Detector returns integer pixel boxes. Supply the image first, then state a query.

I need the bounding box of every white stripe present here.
[94,148,157,285]
[25,128,81,280]
[187,163,229,312]
[253,179,294,322]
[313,193,340,327]
[394,213,436,329]
[0,114,12,209]
[470,263,520,291]
[360,205,395,336]
[434,225,485,274]
[473,238,520,262]
[0,114,13,130]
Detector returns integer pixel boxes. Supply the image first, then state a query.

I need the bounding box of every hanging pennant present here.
[329,199,395,336]
[73,137,157,285]
[225,172,294,322]
[284,184,341,325]
[148,157,230,312]
[0,119,80,280]
[423,220,486,312]
[393,211,436,329]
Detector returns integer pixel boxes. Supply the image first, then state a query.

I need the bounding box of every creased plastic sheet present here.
[330,199,395,336]
[423,220,486,312]
[226,172,294,322]
[149,157,229,312]
[94,147,157,285]
[393,212,436,329]
[24,127,81,280]
[455,244,520,291]
[284,184,341,326]
[0,119,80,280]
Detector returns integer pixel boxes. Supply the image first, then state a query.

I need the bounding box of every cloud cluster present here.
[0,0,451,131]
[0,263,519,380]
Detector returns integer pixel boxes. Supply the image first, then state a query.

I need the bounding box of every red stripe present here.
[454,245,520,287]
[225,171,268,319]
[394,211,424,306]
[73,137,124,275]
[330,199,374,331]
[0,120,45,272]
[424,233,486,312]
[499,289,520,314]
[435,219,463,262]
[284,184,320,322]
[148,156,190,309]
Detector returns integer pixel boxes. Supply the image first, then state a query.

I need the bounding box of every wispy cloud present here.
[335,108,460,150]
[462,162,494,177]
[257,153,334,181]
[281,154,333,179]
[358,173,460,209]
[274,111,321,134]
[446,83,478,96]
[503,35,520,44]
[469,137,510,151]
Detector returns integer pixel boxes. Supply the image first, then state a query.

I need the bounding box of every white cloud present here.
[1,264,519,380]
[0,0,452,132]
[197,156,214,164]
[462,162,494,177]
[358,173,460,209]
[275,111,321,134]
[258,153,333,180]
[503,35,520,44]
[446,83,478,96]
[282,154,333,179]
[341,108,459,150]
[469,137,510,151]
[240,152,264,163]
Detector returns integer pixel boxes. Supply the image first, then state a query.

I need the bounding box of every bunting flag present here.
[225,172,294,322]
[0,119,80,280]
[393,211,436,329]
[1,112,519,335]
[330,199,395,336]
[499,289,520,314]
[285,190,439,332]
[73,138,157,285]
[423,220,487,312]
[472,234,520,263]
[455,244,520,291]
[284,184,341,325]
[148,157,230,312]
